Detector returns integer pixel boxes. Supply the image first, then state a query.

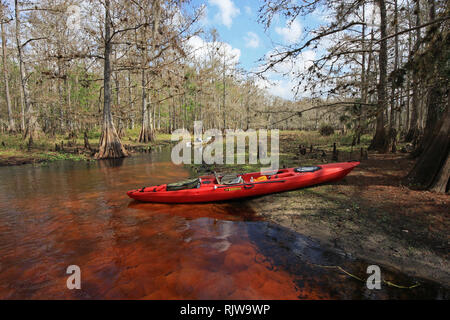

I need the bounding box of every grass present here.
[0,148,88,165]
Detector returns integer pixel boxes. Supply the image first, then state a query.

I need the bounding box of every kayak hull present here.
[127,161,359,203]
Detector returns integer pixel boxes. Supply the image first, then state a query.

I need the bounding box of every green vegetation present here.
[188,130,373,175]
[319,124,335,136]
[0,129,172,166]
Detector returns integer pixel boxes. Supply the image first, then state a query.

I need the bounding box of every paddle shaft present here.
[215,180,286,189]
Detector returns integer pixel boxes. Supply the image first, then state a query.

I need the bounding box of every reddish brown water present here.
[0,150,447,299]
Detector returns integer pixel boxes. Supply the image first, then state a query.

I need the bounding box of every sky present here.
[188,0,329,100]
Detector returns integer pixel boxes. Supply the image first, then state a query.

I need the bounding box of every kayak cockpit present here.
[166,178,201,191]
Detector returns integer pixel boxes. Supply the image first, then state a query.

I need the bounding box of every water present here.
[0,149,447,299]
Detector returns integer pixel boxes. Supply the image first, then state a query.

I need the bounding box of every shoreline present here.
[0,133,173,167]
[185,131,449,288]
[250,194,449,288]
[246,155,449,287]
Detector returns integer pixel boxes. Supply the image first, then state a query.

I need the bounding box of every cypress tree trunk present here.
[57,57,65,133]
[369,0,388,152]
[127,70,133,130]
[388,0,399,153]
[15,0,38,140]
[357,2,367,146]
[405,0,422,143]
[404,105,449,193]
[138,69,155,143]
[95,0,128,159]
[412,85,441,157]
[1,19,15,132]
[411,0,440,157]
[114,72,125,138]
[431,152,449,193]
[137,0,160,143]
[406,76,420,142]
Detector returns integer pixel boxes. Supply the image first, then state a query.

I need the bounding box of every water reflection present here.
[98,158,125,168]
[0,150,447,299]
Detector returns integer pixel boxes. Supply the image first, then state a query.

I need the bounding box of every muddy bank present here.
[0,156,45,167]
[247,154,449,287]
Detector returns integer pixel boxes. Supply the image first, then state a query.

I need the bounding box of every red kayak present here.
[127,161,359,203]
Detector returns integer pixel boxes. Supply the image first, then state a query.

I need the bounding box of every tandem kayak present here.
[127,161,360,203]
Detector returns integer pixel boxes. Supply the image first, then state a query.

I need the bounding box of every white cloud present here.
[170,6,184,27]
[255,77,296,100]
[209,0,240,28]
[186,35,241,66]
[275,19,302,44]
[244,32,260,48]
[264,47,315,77]
[244,6,252,15]
[311,7,334,24]
[268,80,295,100]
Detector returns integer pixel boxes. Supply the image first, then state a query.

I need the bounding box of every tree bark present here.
[138,69,154,143]
[1,19,15,132]
[19,82,25,132]
[412,0,440,157]
[127,70,133,129]
[430,152,449,193]
[95,0,128,159]
[404,104,449,193]
[84,131,92,151]
[368,0,388,152]
[357,2,367,145]
[138,0,160,143]
[15,0,37,139]
[114,71,125,138]
[57,56,65,133]
[388,0,399,153]
[405,0,422,143]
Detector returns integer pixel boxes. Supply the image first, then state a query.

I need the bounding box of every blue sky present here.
[194,0,272,71]
[189,0,327,100]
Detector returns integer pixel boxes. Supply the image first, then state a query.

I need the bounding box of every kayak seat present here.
[220,174,243,185]
[166,178,201,191]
